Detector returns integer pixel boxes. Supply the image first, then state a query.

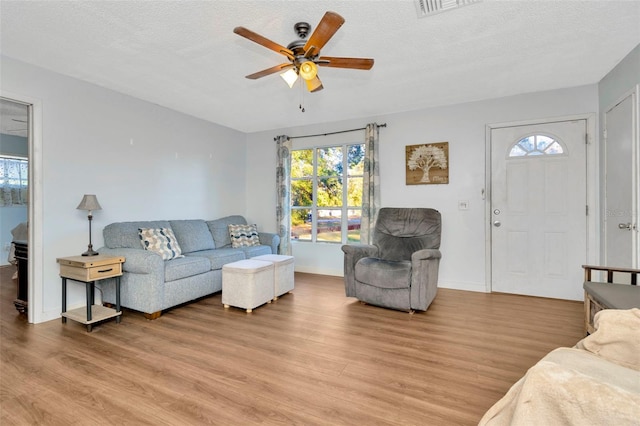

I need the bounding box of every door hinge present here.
[603,129,607,139]
[586,205,589,216]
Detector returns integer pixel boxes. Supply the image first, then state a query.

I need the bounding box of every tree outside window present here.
[291,143,364,243]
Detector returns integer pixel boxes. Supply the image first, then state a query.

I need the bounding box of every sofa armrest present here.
[98,247,164,275]
[341,244,379,297]
[97,247,166,314]
[258,232,280,254]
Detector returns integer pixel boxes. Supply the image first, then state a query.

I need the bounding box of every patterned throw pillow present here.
[138,227,184,260]
[228,224,260,248]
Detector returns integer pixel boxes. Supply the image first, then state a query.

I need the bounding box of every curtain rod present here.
[274,123,386,141]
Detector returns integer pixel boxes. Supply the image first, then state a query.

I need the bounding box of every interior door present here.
[490,119,587,300]
[604,91,638,271]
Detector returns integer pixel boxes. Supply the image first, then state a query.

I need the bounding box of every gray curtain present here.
[360,123,381,244]
[275,135,292,255]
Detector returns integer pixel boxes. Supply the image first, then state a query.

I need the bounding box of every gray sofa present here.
[97,215,279,319]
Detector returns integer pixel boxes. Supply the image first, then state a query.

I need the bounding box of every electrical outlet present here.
[458,200,470,210]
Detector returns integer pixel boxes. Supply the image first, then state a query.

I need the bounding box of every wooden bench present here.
[582,264,640,334]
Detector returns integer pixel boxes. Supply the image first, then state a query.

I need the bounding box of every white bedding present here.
[479,309,640,426]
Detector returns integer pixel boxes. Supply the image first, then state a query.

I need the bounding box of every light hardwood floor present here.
[0,265,583,425]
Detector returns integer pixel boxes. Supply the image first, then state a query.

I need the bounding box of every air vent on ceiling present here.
[415,0,481,18]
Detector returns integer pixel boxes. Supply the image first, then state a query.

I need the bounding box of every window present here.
[509,134,564,157]
[291,143,364,243]
[0,156,28,206]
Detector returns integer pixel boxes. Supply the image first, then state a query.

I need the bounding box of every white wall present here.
[0,206,27,266]
[246,85,599,292]
[1,56,248,323]
[598,44,640,114]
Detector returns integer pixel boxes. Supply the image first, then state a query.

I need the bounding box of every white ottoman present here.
[222,259,274,313]
[252,254,294,300]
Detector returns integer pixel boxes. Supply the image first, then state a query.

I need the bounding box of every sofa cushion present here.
[583,281,640,310]
[139,227,184,260]
[186,248,246,270]
[169,219,216,253]
[164,256,211,282]
[207,215,247,248]
[104,220,171,249]
[229,224,260,248]
[355,257,412,289]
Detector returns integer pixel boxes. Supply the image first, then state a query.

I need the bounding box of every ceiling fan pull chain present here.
[299,79,305,113]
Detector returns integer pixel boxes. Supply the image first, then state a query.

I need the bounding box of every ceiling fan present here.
[233,11,374,92]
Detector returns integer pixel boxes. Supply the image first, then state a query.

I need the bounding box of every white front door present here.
[490,119,587,300]
[604,91,638,270]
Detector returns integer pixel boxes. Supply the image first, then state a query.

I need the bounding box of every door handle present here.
[493,221,501,227]
[618,223,632,230]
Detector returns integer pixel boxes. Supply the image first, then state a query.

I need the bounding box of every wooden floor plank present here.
[0,267,583,425]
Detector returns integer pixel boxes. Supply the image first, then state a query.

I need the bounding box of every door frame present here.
[603,85,639,268]
[484,113,598,293]
[1,91,43,324]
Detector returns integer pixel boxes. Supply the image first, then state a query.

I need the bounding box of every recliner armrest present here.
[410,248,442,311]
[341,244,379,297]
[412,248,442,262]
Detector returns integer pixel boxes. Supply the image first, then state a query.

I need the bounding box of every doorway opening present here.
[1,93,43,323]
[603,87,639,272]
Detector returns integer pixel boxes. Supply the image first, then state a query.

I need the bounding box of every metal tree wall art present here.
[405,142,449,185]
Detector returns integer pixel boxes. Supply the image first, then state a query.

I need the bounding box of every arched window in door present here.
[508,134,566,157]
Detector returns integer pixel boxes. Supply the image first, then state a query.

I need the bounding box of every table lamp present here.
[76,194,102,256]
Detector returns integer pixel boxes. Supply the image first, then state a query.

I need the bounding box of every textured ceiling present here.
[1,1,639,134]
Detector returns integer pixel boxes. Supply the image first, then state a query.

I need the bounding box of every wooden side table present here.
[57,254,125,332]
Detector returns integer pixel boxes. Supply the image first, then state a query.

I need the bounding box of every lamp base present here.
[81,248,99,256]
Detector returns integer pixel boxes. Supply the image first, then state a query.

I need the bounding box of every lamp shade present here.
[280,68,299,88]
[76,194,102,212]
[299,61,318,81]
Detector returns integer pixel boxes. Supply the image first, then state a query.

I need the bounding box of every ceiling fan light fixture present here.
[280,68,299,88]
[299,61,318,81]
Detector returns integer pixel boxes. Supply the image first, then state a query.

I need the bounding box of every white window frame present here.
[507,133,567,158]
[291,142,364,244]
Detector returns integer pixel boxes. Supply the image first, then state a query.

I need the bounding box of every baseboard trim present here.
[294,266,343,277]
[438,280,488,293]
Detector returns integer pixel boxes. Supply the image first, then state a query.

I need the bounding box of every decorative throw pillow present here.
[228,224,260,248]
[138,227,184,260]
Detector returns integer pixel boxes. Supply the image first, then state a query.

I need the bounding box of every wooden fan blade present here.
[234,27,294,60]
[305,76,323,92]
[246,63,294,80]
[303,11,345,55]
[317,57,374,70]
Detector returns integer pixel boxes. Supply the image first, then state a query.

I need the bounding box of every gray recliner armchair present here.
[341,208,442,312]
